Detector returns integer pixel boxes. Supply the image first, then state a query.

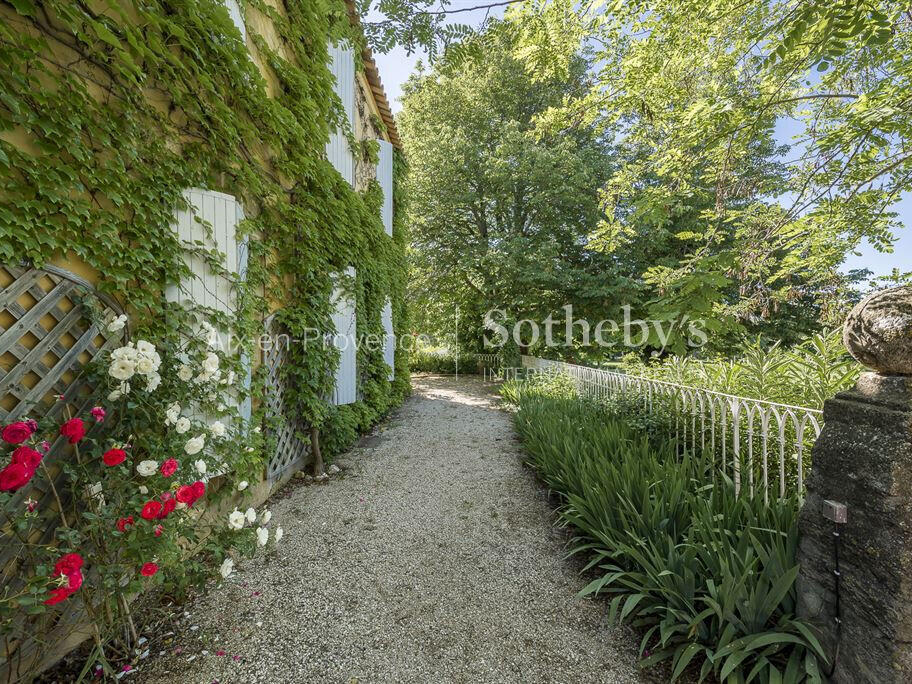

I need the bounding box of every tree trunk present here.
[310,426,324,476]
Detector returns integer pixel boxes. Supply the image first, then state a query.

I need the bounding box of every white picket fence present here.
[487,356,822,503]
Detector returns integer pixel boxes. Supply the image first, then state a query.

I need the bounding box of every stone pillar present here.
[797,285,912,682]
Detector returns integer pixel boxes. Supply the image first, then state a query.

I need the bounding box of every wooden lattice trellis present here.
[263,314,310,481]
[0,264,125,681]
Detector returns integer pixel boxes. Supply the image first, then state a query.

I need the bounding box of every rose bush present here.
[0,317,283,678]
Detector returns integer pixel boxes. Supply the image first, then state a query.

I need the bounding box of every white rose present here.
[260,510,272,524]
[184,434,205,455]
[202,352,220,373]
[245,507,256,523]
[194,371,212,384]
[274,527,283,544]
[177,364,193,382]
[194,459,207,475]
[219,557,234,578]
[107,314,127,332]
[227,509,245,530]
[256,527,269,546]
[145,372,161,392]
[108,358,135,380]
[237,480,249,491]
[136,460,158,477]
[252,426,261,434]
[135,356,155,374]
[209,421,226,438]
[138,485,149,495]
[174,417,191,434]
[223,370,235,386]
[111,345,138,362]
[107,383,129,401]
[165,403,181,425]
[136,340,155,356]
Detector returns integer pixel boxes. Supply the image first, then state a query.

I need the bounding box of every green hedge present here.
[409,350,482,374]
[510,387,826,682]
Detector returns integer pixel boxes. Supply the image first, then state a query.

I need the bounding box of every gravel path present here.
[134,375,646,684]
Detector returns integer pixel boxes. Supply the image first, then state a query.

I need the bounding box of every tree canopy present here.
[394,0,910,356]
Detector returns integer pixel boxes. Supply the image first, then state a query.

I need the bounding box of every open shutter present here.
[330,267,357,405]
[326,42,355,186]
[377,140,394,236]
[167,188,250,422]
[381,297,395,381]
[222,0,247,42]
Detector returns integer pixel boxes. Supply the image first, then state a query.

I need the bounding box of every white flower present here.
[202,321,220,348]
[107,314,127,332]
[260,510,272,525]
[194,371,212,385]
[202,352,220,373]
[136,356,155,374]
[252,426,261,434]
[177,364,193,382]
[227,509,245,530]
[256,527,269,546]
[245,507,256,523]
[223,370,236,386]
[174,417,191,434]
[165,403,181,425]
[184,434,205,455]
[136,340,155,356]
[109,358,135,381]
[138,485,149,495]
[237,480,249,491]
[274,527,283,544]
[136,460,158,477]
[194,459,207,475]
[219,557,234,578]
[145,372,161,392]
[108,382,130,401]
[209,421,226,438]
[111,344,139,362]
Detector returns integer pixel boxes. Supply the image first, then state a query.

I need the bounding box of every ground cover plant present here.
[507,380,826,682]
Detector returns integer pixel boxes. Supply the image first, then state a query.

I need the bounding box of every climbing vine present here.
[0,0,407,675]
[0,0,408,453]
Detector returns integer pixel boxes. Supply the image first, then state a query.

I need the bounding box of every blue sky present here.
[369,4,910,278]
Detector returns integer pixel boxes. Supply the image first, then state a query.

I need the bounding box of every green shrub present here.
[499,371,578,405]
[512,392,826,682]
[409,350,482,374]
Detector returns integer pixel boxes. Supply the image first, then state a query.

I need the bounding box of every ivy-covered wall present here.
[0,0,409,462]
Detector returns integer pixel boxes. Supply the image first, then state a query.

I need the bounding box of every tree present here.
[399,26,629,354]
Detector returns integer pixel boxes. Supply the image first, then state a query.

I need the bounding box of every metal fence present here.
[485,356,822,503]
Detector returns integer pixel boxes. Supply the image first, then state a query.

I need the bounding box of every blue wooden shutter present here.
[326,42,355,186]
[377,140,394,236]
[330,267,357,405]
[381,297,395,381]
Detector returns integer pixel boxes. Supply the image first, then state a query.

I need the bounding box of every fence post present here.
[796,285,912,682]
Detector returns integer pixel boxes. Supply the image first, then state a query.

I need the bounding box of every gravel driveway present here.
[133,374,646,684]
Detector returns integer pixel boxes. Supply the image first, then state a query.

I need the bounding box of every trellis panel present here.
[381,296,395,381]
[0,264,125,678]
[330,268,357,405]
[263,314,310,481]
[377,139,394,236]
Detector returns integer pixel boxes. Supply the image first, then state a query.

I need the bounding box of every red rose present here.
[90,406,106,423]
[2,421,32,445]
[102,449,126,466]
[191,480,206,499]
[44,587,71,606]
[175,485,196,505]
[157,497,176,519]
[59,418,85,444]
[140,500,162,520]
[153,524,163,537]
[53,553,83,577]
[116,515,134,533]
[11,446,42,471]
[140,562,158,577]
[160,458,178,477]
[44,553,84,605]
[0,463,34,492]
